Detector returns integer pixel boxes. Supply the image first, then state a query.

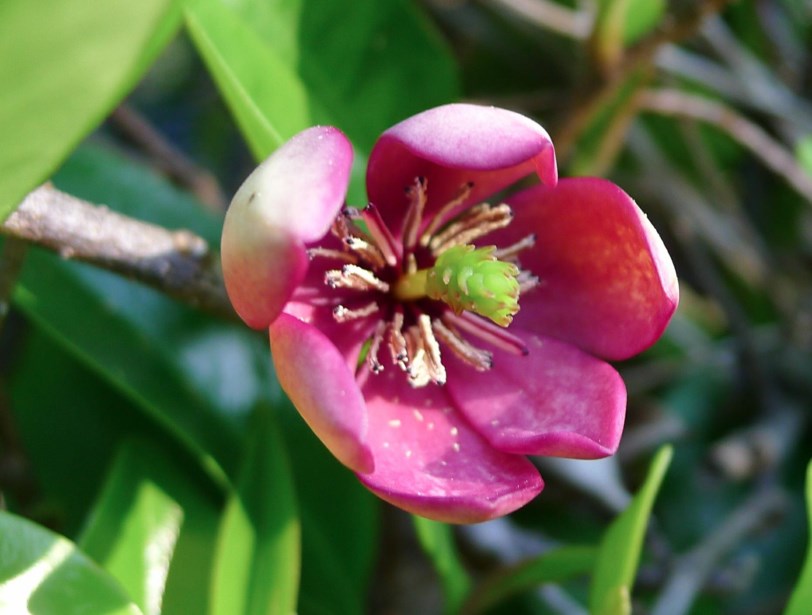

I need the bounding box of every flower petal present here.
[356,368,542,523]
[222,126,353,329]
[269,313,373,474]
[447,331,626,459]
[367,104,557,239]
[503,177,678,360]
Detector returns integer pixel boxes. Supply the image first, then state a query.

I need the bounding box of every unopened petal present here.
[447,331,626,459]
[269,313,373,474]
[222,126,354,329]
[502,177,679,360]
[367,104,557,239]
[356,368,542,523]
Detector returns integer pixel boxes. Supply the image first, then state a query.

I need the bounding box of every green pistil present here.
[393,244,521,327]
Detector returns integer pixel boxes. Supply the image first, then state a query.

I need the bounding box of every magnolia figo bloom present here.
[221,104,678,523]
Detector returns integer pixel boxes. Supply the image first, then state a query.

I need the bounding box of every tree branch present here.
[1,185,236,320]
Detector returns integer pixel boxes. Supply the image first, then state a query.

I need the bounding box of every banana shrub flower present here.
[221,104,678,523]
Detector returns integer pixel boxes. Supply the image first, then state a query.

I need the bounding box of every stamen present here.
[441,310,528,356]
[344,236,386,270]
[432,318,493,371]
[333,301,380,323]
[517,270,540,293]
[325,264,390,292]
[366,320,387,374]
[388,309,409,370]
[307,247,358,264]
[362,203,401,266]
[493,233,536,261]
[419,181,474,246]
[429,203,514,253]
[402,176,428,250]
[417,314,446,385]
[405,327,431,388]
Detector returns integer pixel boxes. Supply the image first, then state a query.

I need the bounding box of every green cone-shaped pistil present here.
[426,245,520,327]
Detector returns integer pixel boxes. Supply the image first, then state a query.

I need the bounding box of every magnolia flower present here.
[221,104,678,523]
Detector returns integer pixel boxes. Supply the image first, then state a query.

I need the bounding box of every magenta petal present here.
[269,313,374,474]
[356,368,542,523]
[221,126,353,329]
[447,331,626,459]
[367,104,557,238]
[504,177,679,360]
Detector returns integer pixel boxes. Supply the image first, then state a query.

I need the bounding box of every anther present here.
[307,247,358,264]
[432,318,493,371]
[429,203,514,253]
[366,320,388,374]
[344,236,386,269]
[333,301,380,322]
[387,310,409,371]
[419,181,474,246]
[324,265,390,292]
[402,176,428,250]
[493,234,537,261]
[362,203,401,266]
[517,270,540,293]
[441,310,529,356]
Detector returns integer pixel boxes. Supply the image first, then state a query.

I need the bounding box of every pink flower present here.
[221,104,678,523]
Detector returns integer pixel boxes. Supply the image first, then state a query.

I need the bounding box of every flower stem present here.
[392,268,429,302]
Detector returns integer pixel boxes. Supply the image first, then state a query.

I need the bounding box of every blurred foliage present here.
[1,0,812,614]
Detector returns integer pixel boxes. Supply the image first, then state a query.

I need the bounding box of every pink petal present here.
[356,368,542,523]
[447,331,626,459]
[269,313,374,474]
[502,177,679,360]
[222,126,354,329]
[367,104,557,239]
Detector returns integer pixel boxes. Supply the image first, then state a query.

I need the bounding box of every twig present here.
[553,0,732,160]
[650,487,786,615]
[480,0,591,40]
[638,88,812,204]
[1,185,235,320]
[110,105,227,211]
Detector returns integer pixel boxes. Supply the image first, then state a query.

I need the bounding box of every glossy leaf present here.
[0,0,180,220]
[413,517,472,615]
[460,545,597,615]
[210,406,300,615]
[77,439,203,615]
[0,511,143,615]
[589,445,673,615]
[225,0,459,152]
[184,0,311,161]
[784,459,812,615]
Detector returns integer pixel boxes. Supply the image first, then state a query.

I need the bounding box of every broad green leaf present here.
[413,517,471,615]
[0,511,142,615]
[278,401,379,615]
[184,0,311,160]
[589,445,673,615]
[77,439,212,615]
[784,459,812,615]
[0,0,181,220]
[210,406,300,615]
[225,0,459,152]
[460,545,597,615]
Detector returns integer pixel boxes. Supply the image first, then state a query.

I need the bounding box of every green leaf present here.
[589,445,673,615]
[0,511,143,615]
[278,402,379,615]
[413,517,472,615]
[184,0,312,161]
[77,438,219,615]
[460,545,597,615]
[210,406,300,615]
[0,0,181,220]
[226,0,459,152]
[784,459,812,615]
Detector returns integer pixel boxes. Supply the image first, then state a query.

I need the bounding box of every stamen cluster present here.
[312,177,538,388]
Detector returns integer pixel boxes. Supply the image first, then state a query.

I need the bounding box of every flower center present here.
[312,177,538,388]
